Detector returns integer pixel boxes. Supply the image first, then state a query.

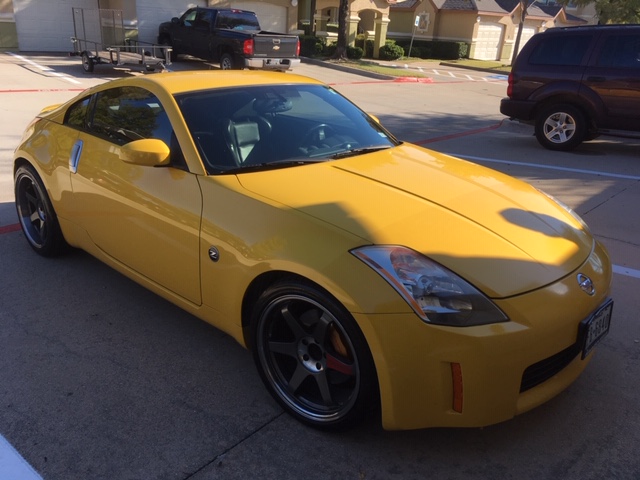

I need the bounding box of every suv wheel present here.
[535,104,586,151]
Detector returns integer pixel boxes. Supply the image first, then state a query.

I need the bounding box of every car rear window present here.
[527,34,592,66]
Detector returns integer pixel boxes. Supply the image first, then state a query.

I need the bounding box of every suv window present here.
[597,34,640,69]
[528,34,592,66]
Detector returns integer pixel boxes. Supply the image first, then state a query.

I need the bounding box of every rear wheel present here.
[14,164,68,256]
[535,103,587,151]
[220,53,237,70]
[251,279,378,430]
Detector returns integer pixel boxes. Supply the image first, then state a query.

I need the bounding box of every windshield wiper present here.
[330,145,392,160]
[220,158,326,174]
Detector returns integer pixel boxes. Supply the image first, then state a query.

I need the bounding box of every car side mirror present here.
[171,17,180,24]
[120,139,170,167]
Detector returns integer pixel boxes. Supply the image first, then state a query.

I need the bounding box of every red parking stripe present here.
[415,120,505,145]
[0,224,21,234]
[0,89,85,94]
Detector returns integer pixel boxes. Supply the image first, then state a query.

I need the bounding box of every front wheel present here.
[14,164,68,256]
[535,103,587,151]
[251,279,378,430]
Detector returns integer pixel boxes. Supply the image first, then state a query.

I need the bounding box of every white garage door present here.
[230,2,287,33]
[136,1,206,44]
[474,23,504,61]
[13,0,98,52]
[517,26,537,55]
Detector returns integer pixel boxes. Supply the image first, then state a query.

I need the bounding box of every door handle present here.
[69,139,83,174]
[586,76,606,82]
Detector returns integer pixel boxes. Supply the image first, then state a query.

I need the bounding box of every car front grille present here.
[520,342,581,393]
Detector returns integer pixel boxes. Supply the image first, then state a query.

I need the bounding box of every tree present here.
[560,0,640,24]
[512,0,536,64]
[331,0,349,60]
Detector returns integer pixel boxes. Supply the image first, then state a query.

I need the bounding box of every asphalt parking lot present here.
[1,52,639,480]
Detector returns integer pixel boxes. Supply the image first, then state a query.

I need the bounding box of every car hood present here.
[236,144,593,298]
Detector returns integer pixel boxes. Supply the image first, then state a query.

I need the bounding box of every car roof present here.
[91,71,324,96]
[540,24,640,35]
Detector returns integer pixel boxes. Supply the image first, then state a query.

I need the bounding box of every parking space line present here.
[0,434,43,480]
[7,52,82,85]
[454,154,640,181]
[613,265,640,279]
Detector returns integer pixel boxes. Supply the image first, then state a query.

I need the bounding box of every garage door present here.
[137,0,207,44]
[13,0,97,52]
[230,2,287,33]
[517,26,537,55]
[473,23,504,61]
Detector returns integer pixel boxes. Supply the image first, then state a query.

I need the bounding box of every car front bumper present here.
[357,241,612,430]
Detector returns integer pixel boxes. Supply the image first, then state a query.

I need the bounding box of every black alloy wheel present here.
[251,279,378,430]
[14,164,68,257]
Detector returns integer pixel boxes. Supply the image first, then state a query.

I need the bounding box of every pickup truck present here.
[158,7,300,71]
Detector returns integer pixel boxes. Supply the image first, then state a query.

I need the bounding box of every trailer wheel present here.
[81,52,94,73]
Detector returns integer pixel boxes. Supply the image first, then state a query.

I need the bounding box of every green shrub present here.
[323,42,337,57]
[347,46,363,59]
[395,39,469,60]
[299,35,324,57]
[379,42,404,60]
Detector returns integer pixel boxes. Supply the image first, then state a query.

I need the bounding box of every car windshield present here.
[175,84,398,174]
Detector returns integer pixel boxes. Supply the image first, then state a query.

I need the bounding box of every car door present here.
[68,86,202,305]
[172,8,197,54]
[583,31,640,130]
[190,9,214,59]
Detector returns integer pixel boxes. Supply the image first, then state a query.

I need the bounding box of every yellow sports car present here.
[13,71,613,430]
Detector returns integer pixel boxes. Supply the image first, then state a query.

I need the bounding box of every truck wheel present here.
[81,52,94,73]
[159,38,177,62]
[535,104,586,151]
[220,53,237,70]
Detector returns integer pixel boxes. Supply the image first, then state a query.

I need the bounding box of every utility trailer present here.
[70,8,172,73]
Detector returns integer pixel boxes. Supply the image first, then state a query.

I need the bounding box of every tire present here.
[14,164,68,257]
[219,53,237,70]
[535,103,587,151]
[251,279,378,430]
[81,52,94,73]
[159,37,177,62]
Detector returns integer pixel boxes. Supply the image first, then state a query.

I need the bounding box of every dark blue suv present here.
[500,25,640,150]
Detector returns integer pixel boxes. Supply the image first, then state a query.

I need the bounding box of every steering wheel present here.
[300,124,336,150]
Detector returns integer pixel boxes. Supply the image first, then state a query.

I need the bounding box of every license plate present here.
[581,299,613,359]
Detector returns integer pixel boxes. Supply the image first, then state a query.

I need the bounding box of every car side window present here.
[87,86,187,169]
[194,10,212,30]
[182,9,197,27]
[597,35,640,69]
[528,35,591,66]
[90,87,171,145]
[65,96,92,130]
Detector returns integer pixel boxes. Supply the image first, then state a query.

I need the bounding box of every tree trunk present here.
[331,0,349,60]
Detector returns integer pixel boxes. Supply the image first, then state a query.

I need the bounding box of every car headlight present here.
[351,246,508,327]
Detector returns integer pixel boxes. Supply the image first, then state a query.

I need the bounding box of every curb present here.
[301,57,395,80]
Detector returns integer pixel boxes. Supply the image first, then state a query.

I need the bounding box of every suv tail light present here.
[243,39,254,56]
[296,39,300,56]
[507,72,514,98]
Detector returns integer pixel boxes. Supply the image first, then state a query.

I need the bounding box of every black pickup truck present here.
[158,7,300,71]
